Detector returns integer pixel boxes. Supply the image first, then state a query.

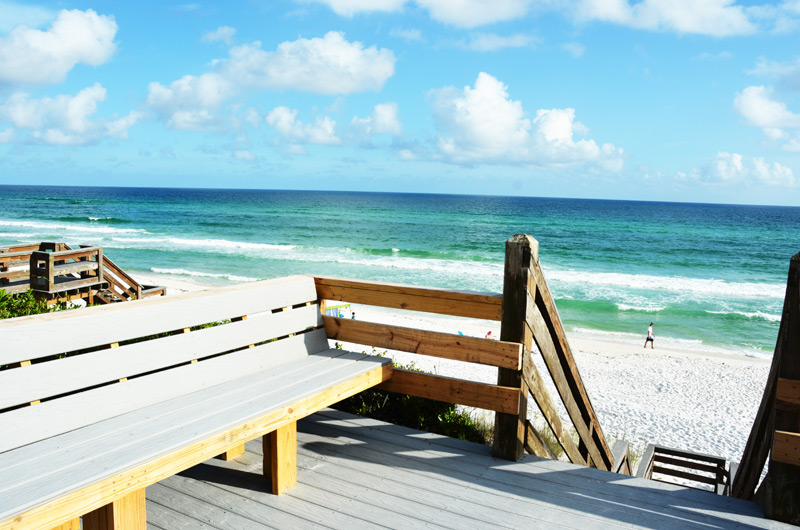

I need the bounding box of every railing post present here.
[765,252,800,524]
[493,234,537,461]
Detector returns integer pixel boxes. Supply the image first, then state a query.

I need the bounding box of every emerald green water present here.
[1,185,797,357]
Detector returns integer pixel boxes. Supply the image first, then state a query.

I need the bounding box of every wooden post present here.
[83,488,146,530]
[263,422,297,494]
[493,234,537,461]
[765,252,800,524]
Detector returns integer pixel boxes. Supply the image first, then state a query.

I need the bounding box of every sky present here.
[0,1,799,205]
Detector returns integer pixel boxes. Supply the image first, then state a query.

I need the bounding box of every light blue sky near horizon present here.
[0,1,799,205]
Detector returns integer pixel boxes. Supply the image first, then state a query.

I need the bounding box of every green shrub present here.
[332,347,492,445]
[0,289,65,319]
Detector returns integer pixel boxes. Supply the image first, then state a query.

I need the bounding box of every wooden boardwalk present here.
[146,409,791,530]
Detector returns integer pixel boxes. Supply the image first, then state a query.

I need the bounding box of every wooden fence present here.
[732,251,800,525]
[316,233,623,473]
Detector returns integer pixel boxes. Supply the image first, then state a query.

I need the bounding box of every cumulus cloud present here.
[734,85,800,145]
[145,73,234,131]
[300,0,405,16]
[0,83,142,144]
[701,152,796,187]
[266,106,340,145]
[569,0,757,36]
[0,8,117,85]
[429,72,623,167]
[202,26,236,46]
[217,31,395,94]
[351,102,402,135]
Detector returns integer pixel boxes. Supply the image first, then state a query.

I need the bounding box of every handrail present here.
[101,255,142,300]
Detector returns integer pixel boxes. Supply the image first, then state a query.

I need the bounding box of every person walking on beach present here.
[644,323,655,349]
[485,331,494,340]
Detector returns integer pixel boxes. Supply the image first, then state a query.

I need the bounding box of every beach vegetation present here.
[0,289,66,319]
[332,344,492,445]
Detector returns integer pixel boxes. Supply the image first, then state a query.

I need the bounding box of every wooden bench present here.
[0,275,392,530]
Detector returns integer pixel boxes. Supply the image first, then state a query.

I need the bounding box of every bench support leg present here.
[219,443,245,461]
[49,518,80,530]
[83,488,146,530]
[263,422,297,494]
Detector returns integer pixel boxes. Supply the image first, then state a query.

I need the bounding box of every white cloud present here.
[0,1,55,32]
[202,26,236,46]
[0,9,117,85]
[416,0,532,27]
[352,102,402,135]
[429,72,623,167]
[266,106,340,145]
[145,73,234,131]
[734,85,800,145]
[570,0,757,36]
[0,128,13,142]
[301,0,405,16]
[704,152,796,187]
[462,33,534,52]
[234,149,255,161]
[748,56,800,91]
[693,51,732,60]
[302,0,531,27]
[217,31,395,95]
[0,83,141,144]
[562,42,586,58]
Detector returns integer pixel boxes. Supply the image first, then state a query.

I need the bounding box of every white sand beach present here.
[139,273,771,465]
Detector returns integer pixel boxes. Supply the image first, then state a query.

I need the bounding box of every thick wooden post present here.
[765,252,800,524]
[83,488,146,530]
[493,234,537,461]
[263,422,297,494]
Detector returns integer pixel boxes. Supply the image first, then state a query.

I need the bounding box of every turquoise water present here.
[1,185,798,357]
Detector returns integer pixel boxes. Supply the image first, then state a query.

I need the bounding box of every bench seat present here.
[0,275,392,530]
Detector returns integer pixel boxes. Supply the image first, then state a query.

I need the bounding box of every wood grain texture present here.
[218,444,245,462]
[323,316,521,369]
[0,357,391,530]
[522,348,585,466]
[524,420,557,460]
[772,431,800,467]
[377,368,520,415]
[776,378,800,414]
[83,488,146,530]
[493,234,535,461]
[314,276,502,321]
[0,304,322,409]
[263,422,297,494]
[0,275,317,365]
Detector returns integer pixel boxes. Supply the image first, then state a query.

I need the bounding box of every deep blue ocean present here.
[1,185,798,358]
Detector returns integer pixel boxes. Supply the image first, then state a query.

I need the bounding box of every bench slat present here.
[0,304,323,409]
[0,346,348,478]
[0,275,317,365]
[0,330,330,453]
[0,350,389,523]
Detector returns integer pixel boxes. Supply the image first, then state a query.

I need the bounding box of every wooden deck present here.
[145,409,791,530]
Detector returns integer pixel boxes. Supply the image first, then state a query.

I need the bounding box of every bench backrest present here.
[0,275,326,453]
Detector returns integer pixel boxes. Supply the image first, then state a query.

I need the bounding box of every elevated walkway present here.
[0,242,165,304]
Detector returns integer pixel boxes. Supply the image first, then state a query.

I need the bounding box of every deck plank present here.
[144,410,794,530]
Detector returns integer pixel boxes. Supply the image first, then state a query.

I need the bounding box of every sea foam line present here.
[150,267,259,283]
[0,219,146,235]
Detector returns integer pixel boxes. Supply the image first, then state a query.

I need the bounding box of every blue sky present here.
[0,1,799,205]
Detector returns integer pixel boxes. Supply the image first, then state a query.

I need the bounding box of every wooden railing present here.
[315,233,622,474]
[637,444,731,495]
[733,251,800,524]
[0,241,165,304]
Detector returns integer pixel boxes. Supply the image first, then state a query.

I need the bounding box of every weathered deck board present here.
[146,410,793,530]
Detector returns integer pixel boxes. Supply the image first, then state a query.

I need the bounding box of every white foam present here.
[0,219,146,235]
[706,309,781,322]
[546,269,784,300]
[149,267,258,283]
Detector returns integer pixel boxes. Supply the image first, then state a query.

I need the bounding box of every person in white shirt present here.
[644,323,655,349]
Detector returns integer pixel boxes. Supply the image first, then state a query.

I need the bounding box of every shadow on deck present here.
[147,409,789,530]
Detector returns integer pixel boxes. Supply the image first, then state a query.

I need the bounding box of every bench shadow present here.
[171,412,772,530]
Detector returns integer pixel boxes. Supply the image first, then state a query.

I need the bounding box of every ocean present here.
[1,185,797,358]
